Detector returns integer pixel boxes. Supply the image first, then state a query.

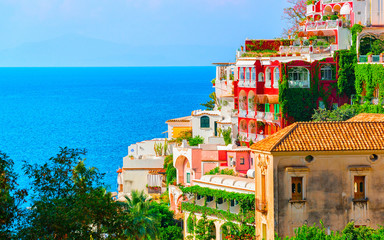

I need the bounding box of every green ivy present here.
[355,64,384,102]
[335,50,357,97]
[187,213,195,233]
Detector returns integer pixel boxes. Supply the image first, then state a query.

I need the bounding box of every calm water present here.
[0,67,214,196]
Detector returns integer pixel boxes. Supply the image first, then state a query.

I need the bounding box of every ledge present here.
[285,167,309,173]
[289,199,307,203]
[352,198,368,203]
[348,165,371,172]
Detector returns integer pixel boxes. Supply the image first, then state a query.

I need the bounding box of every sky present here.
[0,0,290,66]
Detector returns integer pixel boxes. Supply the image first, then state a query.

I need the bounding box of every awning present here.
[255,95,268,104]
[236,60,256,67]
[267,95,279,104]
[340,4,351,15]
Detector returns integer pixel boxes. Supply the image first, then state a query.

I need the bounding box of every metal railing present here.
[247,110,256,118]
[256,134,265,141]
[289,80,310,88]
[256,111,265,121]
[306,20,340,31]
[239,109,247,118]
[248,133,257,142]
[265,112,274,121]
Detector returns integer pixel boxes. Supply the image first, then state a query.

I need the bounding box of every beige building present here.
[250,117,384,239]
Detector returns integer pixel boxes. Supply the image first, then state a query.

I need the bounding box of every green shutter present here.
[274,104,280,120]
[200,116,210,128]
[265,103,270,112]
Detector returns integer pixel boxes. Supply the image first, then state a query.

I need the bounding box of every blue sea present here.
[0,67,214,198]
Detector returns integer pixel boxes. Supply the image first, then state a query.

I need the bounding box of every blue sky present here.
[0,0,289,66]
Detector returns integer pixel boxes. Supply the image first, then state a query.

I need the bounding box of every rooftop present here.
[250,121,384,152]
[347,113,384,122]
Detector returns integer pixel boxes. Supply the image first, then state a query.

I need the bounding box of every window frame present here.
[265,67,272,88]
[273,67,280,88]
[258,72,264,82]
[354,176,366,200]
[186,172,191,183]
[245,67,250,80]
[288,67,310,88]
[200,116,210,128]
[320,64,335,81]
[286,167,309,202]
[239,67,244,80]
[251,68,256,82]
[240,157,245,165]
[291,177,303,201]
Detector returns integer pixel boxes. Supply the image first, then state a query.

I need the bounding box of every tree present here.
[123,190,159,240]
[0,151,27,239]
[148,202,183,240]
[194,215,216,240]
[282,0,306,38]
[189,135,204,146]
[18,147,126,239]
[200,92,217,110]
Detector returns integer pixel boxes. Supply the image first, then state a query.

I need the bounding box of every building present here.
[250,117,384,239]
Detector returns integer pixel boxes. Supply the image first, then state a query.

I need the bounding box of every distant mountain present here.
[0,34,236,67]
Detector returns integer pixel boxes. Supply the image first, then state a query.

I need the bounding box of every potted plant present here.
[129,155,134,160]
[211,78,216,86]
[295,52,301,56]
[241,45,244,51]
[287,53,293,56]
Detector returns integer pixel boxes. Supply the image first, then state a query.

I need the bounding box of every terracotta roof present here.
[166,116,191,123]
[347,113,384,122]
[250,122,384,152]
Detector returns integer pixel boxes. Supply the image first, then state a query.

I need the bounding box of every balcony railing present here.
[289,80,310,88]
[256,134,265,141]
[239,109,247,118]
[248,133,257,142]
[251,80,256,87]
[238,80,244,87]
[265,112,274,122]
[323,0,351,3]
[256,111,265,121]
[359,55,383,63]
[305,20,341,31]
[256,199,268,213]
[239,131,247,141]
[247,110,256,118]
[244,80,250,87]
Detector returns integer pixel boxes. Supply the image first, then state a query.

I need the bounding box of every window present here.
[319,101,325,109]
[274,104,280,120]
[250,158,254,167]
[273,67,280,88]
[186,172,191,183]
[262,175,266,203]
[291,177,303,200]
[265,103,270,113]
[239,68,244,80]
[240,157,245,165]
[258,72,264,82]
[251,68,256,81]
[200,116,210,128]
[206,196,214,202]
[197,194,203,200]
[354,176,365,200]
[245,68,250,80]
[288,67,310,88]
[321,64,335,80]
[265,68,271,88]
[217,197,224,204]
[230,199,238,207]
[262,224,267,240]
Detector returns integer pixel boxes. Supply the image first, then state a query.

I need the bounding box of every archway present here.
[239,90,247,111]
[174,155,190,185]
[248,90,256,112]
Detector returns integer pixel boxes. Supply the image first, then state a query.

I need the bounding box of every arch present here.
[200,115,210,128]
[288,67,310,88]
[245,67,250,80]
[265,67,272,88]
[323,5,332,15]
[239,90,247,110]
[251,67,256,81]
[196,218,216,239]
[273,67,280,88]
[248,90,256,111]
[239,119,248,132]
[333,4,341,14]
[174,155,190,185]
[258,72,264,82]
[221,222,240,239]
[248,120,257,134]
[340,3,351,15]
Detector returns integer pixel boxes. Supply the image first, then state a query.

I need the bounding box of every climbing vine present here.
[335,50,357,97]
[355,64,384,101]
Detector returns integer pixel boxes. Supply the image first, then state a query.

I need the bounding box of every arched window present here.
[200,116,210,128]
[288,67,310,88]
[239,68,244,80]
[258,72,264,82]
[273,67,280,88]
[321,64,335,80]
[245,68,250,80]
[251,68,256,81]
[265,68,271,88]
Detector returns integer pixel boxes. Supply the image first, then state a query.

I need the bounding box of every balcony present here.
[256,199,268,214]
[323,0,352,3]
[244,80,250,87]
[251,80,256,88]
[359,55,383,63]
[265,112,274,122]
[239,109,247,118]
[305,20,341,31]
[289,80,310,88]
[256,134,265,141]
[247,133,256,142]
[247,110,256,118]
[256,111,265,121]
[239,132,247,141]
[238,80,245,87]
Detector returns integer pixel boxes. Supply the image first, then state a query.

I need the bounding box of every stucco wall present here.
[273,152,384,238]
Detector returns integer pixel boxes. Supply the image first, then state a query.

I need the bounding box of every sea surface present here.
[0,67,214,200]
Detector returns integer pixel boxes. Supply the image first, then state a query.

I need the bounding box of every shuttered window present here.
[200,116,210,128]
[292,177,303,200]
[354,176,365,200]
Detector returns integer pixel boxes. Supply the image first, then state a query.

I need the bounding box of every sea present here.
[0,67,214,200]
